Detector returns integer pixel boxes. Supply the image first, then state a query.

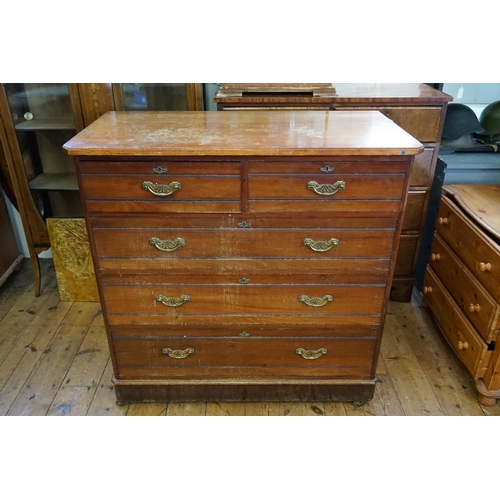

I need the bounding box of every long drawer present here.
[102,281,386,325]
[423,266,491,379]
[429,234,500,343]
[112,335,377,379]
[436,196,500,301]
[92,226,396,260]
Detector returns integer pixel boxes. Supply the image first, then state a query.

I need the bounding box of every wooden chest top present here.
[63,110,423,157]
[442,184,500,241]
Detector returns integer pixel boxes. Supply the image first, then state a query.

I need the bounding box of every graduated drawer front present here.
[429,234,500,343]
[410,147,435,187]
[109,324,379,338]
[423,266,491,379]
[92,226,396,260]
[112,336,377,379]
[334,106,442,143]
[248,173,405,213]
[80,161,241,213]
[402,191,426,231]
[102,283,385,325]
[436,196,500,301]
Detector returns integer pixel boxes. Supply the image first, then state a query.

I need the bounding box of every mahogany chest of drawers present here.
[215,83,453,301]
[423,184,500,406]
[64,110,422,404]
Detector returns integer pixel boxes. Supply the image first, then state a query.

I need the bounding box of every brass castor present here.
[354,401,365,408]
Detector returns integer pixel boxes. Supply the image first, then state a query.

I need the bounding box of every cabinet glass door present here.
[121,83,189,110]
[116,83,203,111]
[4,83,81,218]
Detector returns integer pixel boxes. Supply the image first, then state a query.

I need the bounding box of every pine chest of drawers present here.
[423,184,500,406]
[63,110,422,404]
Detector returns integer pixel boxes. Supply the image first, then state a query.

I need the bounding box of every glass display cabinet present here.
[0,83,86,296]
[0,83,204,297]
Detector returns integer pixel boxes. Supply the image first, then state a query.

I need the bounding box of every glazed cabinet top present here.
[63,111,423,157]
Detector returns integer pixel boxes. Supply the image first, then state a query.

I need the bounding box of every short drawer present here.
[428,234,500,343]
[409,147,436,187]
[248,173,405,213]
[423,266,491,379]
[112,336,377,379]
[335,106,443,143]
[102,281,386,326]
[394,234,419,276]
[402,191,426,231]
[80,173,241,213]
[436,196,500,301]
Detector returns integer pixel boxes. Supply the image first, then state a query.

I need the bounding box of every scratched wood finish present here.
[62,111,422,404]
[1,259,498,415]
[214,84,452,303]
[63,111,423,157]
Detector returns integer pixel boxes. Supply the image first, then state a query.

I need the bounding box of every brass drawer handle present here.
[238,277,251,284]
[299,294,333,307]
[303,237,339,252]
[431,253,441,261]
[423,286,432,294]
[479,262,491,272]
[296,347,327,360]
[237,221,252,228]
[438,217,448,225]
[457,341,469,350]
[163,347,194,359]
[149,237,185,252]
[239,331,250,337]
[469,303,481,313]
[307,180,345,196]
[142,180,181,196]
[156,294,190,307]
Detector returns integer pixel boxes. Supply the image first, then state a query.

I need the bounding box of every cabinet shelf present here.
[29,173,79,191]
[15,117,75,131]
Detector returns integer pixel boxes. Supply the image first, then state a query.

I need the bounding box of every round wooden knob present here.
[431,253,441,261]
[479,262,492,272]
[457,341,469,350]
[423,286,432,294]
[469,303,481,313]
[438,217,448,225]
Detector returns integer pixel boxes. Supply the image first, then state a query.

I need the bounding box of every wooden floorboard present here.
[0,259,497,416]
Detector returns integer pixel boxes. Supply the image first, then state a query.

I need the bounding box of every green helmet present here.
[479,100,500,141]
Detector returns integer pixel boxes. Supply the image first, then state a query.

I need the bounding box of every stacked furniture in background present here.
[215,83,453,301]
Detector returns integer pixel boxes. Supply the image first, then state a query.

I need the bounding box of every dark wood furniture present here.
[0,183,23,288]
[215,83,453,301]
[423,184,500,406]
[64,110,422,404]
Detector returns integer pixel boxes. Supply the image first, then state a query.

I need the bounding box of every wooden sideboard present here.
[215,83,452,301]
[423,184,500,406]
[64,110,422,404]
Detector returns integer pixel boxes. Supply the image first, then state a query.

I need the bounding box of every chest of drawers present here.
[423,184,500,406]
[215,83,453,301]
[63,110,422,404]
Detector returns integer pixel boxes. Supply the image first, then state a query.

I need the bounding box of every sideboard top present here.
[63,110,423,157]
[214,83,453,104]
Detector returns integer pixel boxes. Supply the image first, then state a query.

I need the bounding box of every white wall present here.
[443,83,500,117]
